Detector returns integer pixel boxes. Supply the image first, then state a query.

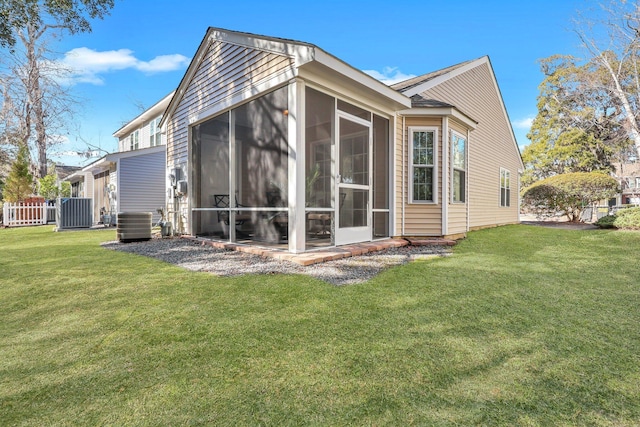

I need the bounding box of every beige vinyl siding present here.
[394,116,443,236]
[167,41,294,166]
[418,62,521,228]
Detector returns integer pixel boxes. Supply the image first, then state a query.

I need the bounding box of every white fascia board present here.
[80,145,166,175]
[63,170,85,183]
[210,28,315,66]
[401,56,489,97]
[399,107,478,130]
[106,145,166,162]
[313,48,411,109]
[80,156,109,174]
[113,92,174,138]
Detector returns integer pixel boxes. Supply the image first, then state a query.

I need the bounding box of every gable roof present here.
[161,27,410,127]
[391,58,478,93]
[395,56,523,169]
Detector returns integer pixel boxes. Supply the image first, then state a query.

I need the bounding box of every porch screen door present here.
[335,116,371,245]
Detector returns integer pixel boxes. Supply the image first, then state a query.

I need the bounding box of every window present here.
[410,128,437,203]
[149,117,162,146]
[451,131,466,203]
[129,130,139,151]
[500,168,511,207]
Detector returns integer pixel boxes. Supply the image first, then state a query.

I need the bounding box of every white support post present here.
[442,117,449,236]
[287,78,306,253]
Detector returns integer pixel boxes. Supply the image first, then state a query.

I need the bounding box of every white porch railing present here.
[2,202,48,227]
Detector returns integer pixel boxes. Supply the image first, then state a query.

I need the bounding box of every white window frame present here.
[409,126,438,204]
[500,168,511,207]
[149,116,162,146]
[450,130,467,203]
[129,130,139,151]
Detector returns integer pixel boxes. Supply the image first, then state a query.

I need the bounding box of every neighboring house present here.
[614,161,640,205]
[66,93,172,225]
[161,28,523,253]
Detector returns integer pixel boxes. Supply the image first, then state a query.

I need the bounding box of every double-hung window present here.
[451,131,466,203]
[500,168,511,207]
[149,117,162,146]
[410,127,437,203]
[130,130,139,151]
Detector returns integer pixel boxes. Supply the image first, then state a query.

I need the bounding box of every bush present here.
[613,207,640,230]
[522,172,619,222]
[595,214,617,229]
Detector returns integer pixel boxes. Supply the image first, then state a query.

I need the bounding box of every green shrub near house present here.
[613,207,640,230]
[595,214,617,229]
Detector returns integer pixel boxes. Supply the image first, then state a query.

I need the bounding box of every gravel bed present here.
[101,238,451,285]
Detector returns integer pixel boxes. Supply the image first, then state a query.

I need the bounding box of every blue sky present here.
[49,0,592,166]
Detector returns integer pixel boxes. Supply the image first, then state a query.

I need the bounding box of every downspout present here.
[442,117,449,236]
[401,115,406,236]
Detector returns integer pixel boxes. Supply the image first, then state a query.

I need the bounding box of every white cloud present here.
[363,66,416,85]
[513,117,534,129]
[59,47,190,85]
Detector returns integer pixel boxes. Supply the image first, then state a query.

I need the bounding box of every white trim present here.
[499,167,512,208]
[398,107,477,130]
[398,55,523,171]
[114,91,174,138]
[402,57,489,97]
[162,27,411,130]
[407,126,438,205]
[466,129,470,232]
[450,129,467,204]
[288,78,306,253]
[334,113,373,246]
[208,28,314,64]
[313,49,410,108]
[401,115,406,236]
[442,117,449,236]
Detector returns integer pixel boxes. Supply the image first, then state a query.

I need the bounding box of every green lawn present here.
[1,225,639,426]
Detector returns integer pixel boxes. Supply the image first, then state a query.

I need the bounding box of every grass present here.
[1,225,639,426]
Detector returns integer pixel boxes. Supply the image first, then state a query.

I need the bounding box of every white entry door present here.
[335,115,371,246]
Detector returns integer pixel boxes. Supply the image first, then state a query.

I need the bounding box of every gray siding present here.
[167,40,294,166]
[119,151,166,223]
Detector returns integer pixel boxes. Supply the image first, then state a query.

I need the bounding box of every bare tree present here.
[0,0,114,178]
[0,28,78,178]
[574,1,640,157]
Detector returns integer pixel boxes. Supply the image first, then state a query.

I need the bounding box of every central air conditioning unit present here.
[117,212,152,242]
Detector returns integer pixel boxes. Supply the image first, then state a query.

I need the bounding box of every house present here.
[613,161,640,205]
[161,28,523,253]
[66,92,172,225]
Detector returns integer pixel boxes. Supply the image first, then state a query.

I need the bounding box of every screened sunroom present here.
[189,83,395,253]
[161,28,410,253]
